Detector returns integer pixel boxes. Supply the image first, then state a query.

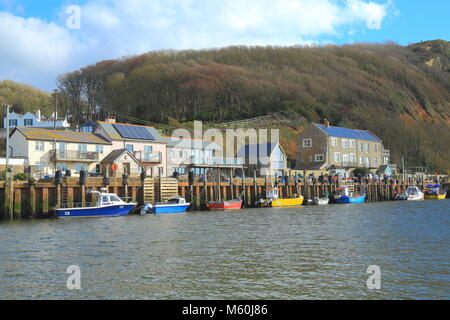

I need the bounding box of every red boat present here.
[207,199,243,211]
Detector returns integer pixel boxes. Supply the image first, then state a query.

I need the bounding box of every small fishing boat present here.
[334,187,366,204]
[55,190,137,218]
[141,197,190,215]
[424,184,447,200]
[312,197,330,205]
[395,186,424,201]
[256,187,304,207]
[208,199,243,211]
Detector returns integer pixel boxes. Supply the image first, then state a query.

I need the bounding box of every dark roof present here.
[101,149,139,164]
[314,124,382,142]
[237,142,280,158]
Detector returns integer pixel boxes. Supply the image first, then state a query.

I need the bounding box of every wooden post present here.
[42,187,49,215]
[29,179,36,219]
[56,183,62,209]
[253,170,257,204]
[204,168,208,205]
[241,167,246,207]
[81,185,86,208]
[13,184,21,219]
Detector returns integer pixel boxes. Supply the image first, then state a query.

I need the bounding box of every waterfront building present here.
[100,149,141,177]
[237,142,288,177]
[93,119,168,177]
[296,120,390,175]
[3,110,70,129]
[8,127,112,177]
[164,136,242,177]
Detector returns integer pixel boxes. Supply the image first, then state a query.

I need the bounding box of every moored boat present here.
[256,187,304,208]
[334,187,366,204]
[55,190,137,218]
[394,186,424,201]
[312,197,330,205]
[141,197,190,215]
[208,199,243,211]
[424,184,447,200]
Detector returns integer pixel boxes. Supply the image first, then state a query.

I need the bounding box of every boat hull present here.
[56,203,136,218]
[336,195,366,204]
[208,200,243,211]
[313,197,329,205]
[424,193,446,200]
[260,197,304,207]
[153,204,190,215]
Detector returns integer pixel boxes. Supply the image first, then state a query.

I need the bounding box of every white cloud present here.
[0,0,393,90]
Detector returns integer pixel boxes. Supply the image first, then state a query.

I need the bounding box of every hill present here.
[6,40,449,172]
[0,80,53,119]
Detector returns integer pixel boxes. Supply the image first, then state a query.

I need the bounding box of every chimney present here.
[36,109,41,121]
[105,117,116,124]
[323,119,330,128]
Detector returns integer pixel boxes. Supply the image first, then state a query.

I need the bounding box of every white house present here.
[9,127,112,177]
[3,110,70,129]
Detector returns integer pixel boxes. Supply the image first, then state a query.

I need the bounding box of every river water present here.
[0,200,448,300]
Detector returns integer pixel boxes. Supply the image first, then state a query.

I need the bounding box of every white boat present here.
[312,197,330,205]
[395,186,424,201]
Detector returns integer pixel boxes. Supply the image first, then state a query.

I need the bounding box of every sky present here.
[0,0,449,91]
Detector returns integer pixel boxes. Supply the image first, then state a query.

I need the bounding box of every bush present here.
[353,168,371,177]
[13,173,28,181]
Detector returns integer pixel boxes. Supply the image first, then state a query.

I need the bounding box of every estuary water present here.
[0,200,449,300]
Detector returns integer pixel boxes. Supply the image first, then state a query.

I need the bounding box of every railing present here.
[191,156,244,166]
[134,151,162,163]
[52,150,99,162]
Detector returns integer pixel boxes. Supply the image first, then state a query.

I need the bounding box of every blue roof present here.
[315,124,382,142]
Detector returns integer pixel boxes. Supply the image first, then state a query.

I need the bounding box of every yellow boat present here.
[424,193,447,200]
[257,187,304,207]
[424,184,447,200]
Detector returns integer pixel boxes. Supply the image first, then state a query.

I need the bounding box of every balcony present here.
[133,151,162,163]
[52,150,99,162]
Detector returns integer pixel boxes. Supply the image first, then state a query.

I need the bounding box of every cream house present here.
[9,127,112,177]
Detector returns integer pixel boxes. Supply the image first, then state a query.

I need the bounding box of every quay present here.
[1,173,448,220]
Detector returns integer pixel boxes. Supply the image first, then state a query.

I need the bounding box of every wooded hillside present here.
[3,40,450,171]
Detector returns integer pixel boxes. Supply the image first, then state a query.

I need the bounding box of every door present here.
[123,163,131,175]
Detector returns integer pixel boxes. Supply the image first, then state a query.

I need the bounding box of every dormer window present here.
[24,119,33,126]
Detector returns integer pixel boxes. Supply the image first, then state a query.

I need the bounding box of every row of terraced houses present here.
[2,111,393,178]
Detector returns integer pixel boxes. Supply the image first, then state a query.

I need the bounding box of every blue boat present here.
[335,195,366,204]
[141,197,190,215]
[55,190,137,218]
[334,186,366,204]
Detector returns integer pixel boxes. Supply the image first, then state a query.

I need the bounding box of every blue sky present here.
[0,0,448,91]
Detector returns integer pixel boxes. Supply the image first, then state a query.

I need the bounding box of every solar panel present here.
[113,124,155,140]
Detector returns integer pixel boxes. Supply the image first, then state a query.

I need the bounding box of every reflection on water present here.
[0,200,449,299]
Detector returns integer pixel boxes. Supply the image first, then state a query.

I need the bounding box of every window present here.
[350,153,356,163]
[314,154,325,162]
[24,119,33,126]
[173,168,186,174]
[35,141,44,151]
[56,163,68,171]
[78,144,87,152]
[342,154,349,165]
[36,162,46,170]
[358,143,363,152]
[158,167,164,176]
[303,139,312,148]
[96,145,104,154]
[334,152,340,163]
[365,157,370,167]
[126,144,134,152]
[9,119,18,127]
[342,139,348,148]
[349,140,355,148]
[384,157,389,165]
[374,157,378,165]
[75,163,87,173]
[365,143,369,153]
[144,145,153,160]
[359,157,364,165]
[331,138,337,147]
